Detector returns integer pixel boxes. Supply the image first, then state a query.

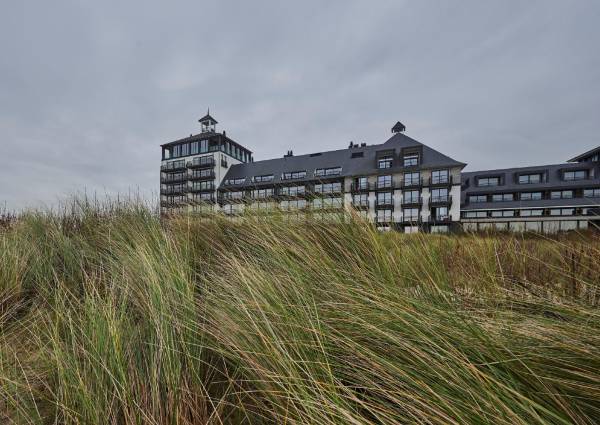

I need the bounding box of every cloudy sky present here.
[1,1,599,210]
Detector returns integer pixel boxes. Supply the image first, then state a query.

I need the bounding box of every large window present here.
[403,208,420,221]
[314,182,342,194]
[253,174,274,183]
[282,171,306,180]
[491,210,515,217]
[223,191,244,200]
[551,190,573,199]
[403,153,419,167]
[377,175,392,189]
[564,170,587,181]
[550,208,575,216]
[353,193,368,207]
[492,193,514,202]
[280,185,306,196]
[376,209,392,222]
[463,211,488,218]
[431,188,449,202]
[404,172,420,186]
[584,188,600,198]
[378,156,393,169]
[313,197,343,209]
[377,192,393,206]
[477,177,500,187]
[354,176,368,190]
[520,192,542,201]
[469,195,487,203]
[314,167,342,177]
[403,190,420,203]
[431,169,449,184]
[280,199,307,210]
[518,174,542,184]
[224,178,245,185]
[434,207,449,220]
[520,209,543,217]
[251,188,274,198]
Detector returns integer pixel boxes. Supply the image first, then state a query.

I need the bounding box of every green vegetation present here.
[1,200,599,424]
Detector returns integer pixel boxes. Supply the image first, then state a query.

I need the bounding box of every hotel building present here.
[160,114,600,233]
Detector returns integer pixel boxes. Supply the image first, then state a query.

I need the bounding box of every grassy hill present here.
[1,202,599,424]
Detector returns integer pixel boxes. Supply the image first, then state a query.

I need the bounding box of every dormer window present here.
[282,171,307,180]
[477,177,500,187]
[314,167,342,177]
[378,156,393,169]
[253,174,274,183]
[563,170,587,181]
[403,153,419,167]
[518,173,542,184]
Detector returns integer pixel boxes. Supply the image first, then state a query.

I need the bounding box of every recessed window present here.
[191,141,199,155]
[431,188,449,202]
[550,190,573,199]
[518,174,542,184]
[469,195,487,203]
[403,190,420,203]
[403,153,419,167]
[377,175,392,189]
[492,193,514,202]
[477,177,500,187]
[314,167,342,177]
[584,188,600,198]
[404,172,421,186]
[253,174,274,183]
[378,156,393,169]
[403,208,420,221]
[564,170,587,181]
[282,171,307,180]
[520,192,542,201]
[377,192,393,205]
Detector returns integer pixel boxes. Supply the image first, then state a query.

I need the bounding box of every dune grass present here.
[0,200,599,424]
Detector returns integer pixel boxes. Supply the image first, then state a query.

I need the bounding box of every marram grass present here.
[0,200,599,424]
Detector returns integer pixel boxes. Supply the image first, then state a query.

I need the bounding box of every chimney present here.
[223,130,227,137]
[284,150,293,158]
[361,143,367,147]
[348,141,354,148]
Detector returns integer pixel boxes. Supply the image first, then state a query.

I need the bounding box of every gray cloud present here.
[1,0,599,210]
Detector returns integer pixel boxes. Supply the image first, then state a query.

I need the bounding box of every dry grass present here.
[0,199,599,424]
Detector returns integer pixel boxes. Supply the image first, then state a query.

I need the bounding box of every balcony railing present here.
[401,196,423,207]
[187,156,215,168]
[430,215,452,223]
[350,182,372,192]
[375,198,394,208]
[188,183,215,193]
[352,200,370,209]
[161,161,187,172]
[160,186,187,195]
[430,195,452,205]
[160,173,188,183]
[375,181,395,190]
[189,171,215,181]
[401,178,423,188]
[429,175,453,186]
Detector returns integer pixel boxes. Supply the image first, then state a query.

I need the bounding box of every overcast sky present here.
[1,1,599,210]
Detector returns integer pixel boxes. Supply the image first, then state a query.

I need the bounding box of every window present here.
[314,167,342,177]
[376,209,392,222]
[550,208,575,216]
[584,188,600,198]
[191,181,214,191]
[190,155,214,167]
[520,192,542,201]
[200,139,208,153]
[463,211,488,218]
[518,174,542,184]
[564,170,587,181]
[434,207,449,220]
[191,169,213,179]
[403,190,420,204]
[353,193,368,207]
[282,171,307,180]
[253,174,274,183]
[354,177,368,190]
[313,197,343,209]
[377,175,392,189]
[477,177,500,187]
[172,144,181,158]
[403,153,419,167]
[431,170,449,184]
[491,210,515,217]
[378,156,393,169]
[280,199,307,210]
[404,172,421,186]
[492,193,514,202]
[377,192,393,206]
[550,190,573,199]
[431,188,449,202]
[314,182,342,194]
[520,209,543,217]
[403,208,420,221]
[191,141,199,155]
[280,185,305,196]
[223,191,244,200]
[224,178,245,185]
[469,195,487,203]
[251,188,274,198]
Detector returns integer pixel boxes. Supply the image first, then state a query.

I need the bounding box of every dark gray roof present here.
[221,132,465,186]
[198,113,218,124]
[568,145,600,163]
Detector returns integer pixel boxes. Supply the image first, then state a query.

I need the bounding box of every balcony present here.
[189,171,215,181]
[161,161,187,173]
[375,181,396,190]
[189,195,215,204]
[429,195,452,206]
[429,175,453,186]
[187,157,215,169]
[401,178,423,188]
[160,173,188,184]
[188,183,215,193]
[375,198,394,208]
[350,182,372,192]
[160,186,187,195]
[375,217,395,225]
[400,215,422,224]
[430,215,452,224]
[352,200,370,209]
[401,196,423,207]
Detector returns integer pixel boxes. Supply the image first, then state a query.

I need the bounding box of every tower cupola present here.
[198,108,218,133]
[391,121,406,133]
